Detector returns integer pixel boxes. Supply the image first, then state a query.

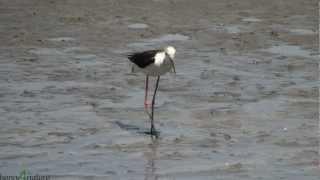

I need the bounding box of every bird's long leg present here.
[144,76,149,108]
[144,76,151,116]
[150,75,160,138]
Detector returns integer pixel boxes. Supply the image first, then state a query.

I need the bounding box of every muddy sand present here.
[0,0,319,179]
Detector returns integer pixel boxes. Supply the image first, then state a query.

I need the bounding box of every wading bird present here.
[128,46,176,137]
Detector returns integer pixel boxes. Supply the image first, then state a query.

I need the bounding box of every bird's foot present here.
[144,128,159,138]
[151,125,159,138]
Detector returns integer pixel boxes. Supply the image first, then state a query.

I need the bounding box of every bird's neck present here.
[154,52,166,66]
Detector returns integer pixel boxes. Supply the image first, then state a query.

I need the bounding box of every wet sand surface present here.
[0,0,319,179]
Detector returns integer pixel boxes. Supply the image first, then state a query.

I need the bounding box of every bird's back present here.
[128,50,161,68]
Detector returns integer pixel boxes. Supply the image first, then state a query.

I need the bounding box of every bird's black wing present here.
[128,50,161,68]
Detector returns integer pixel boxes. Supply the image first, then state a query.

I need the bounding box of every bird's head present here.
[164,46,176,59]
[164,46,176,73]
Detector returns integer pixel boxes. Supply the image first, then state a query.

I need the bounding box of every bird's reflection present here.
[144,138,159,180]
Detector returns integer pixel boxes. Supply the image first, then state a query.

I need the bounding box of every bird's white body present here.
[132,46,176,76]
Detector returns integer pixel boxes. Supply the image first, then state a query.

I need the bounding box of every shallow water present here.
[128,23,149,29]
[261,45,315,58]
[128,33,190,49]
[241,17,262,22]
[289,29,316,35]
[0,0,318,179]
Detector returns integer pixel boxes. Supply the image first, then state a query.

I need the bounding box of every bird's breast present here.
[142,60,172,76]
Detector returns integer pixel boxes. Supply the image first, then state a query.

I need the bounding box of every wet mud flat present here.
[0,0,319,179]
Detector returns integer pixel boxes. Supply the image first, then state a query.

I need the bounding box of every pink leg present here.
[144,76,149,110]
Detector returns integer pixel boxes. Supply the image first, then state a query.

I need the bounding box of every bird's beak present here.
[169,57,176,74]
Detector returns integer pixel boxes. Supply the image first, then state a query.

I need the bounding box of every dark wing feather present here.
[128,50,161,68]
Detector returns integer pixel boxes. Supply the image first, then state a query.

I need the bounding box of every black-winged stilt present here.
[128,46,176,137]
